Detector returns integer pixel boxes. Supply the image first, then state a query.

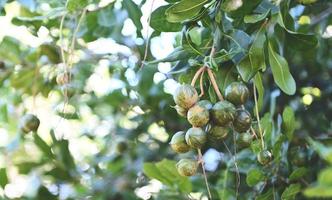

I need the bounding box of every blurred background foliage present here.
[0,0,331,199]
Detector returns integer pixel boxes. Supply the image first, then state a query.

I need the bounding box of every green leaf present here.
[143,159,192,192]
[66,0,88,12]
[143,163,172,185]
[165,0,208,23]
[318,167,332,185]
[246,168,265,187]
[253,72,264,112]
[250,139,262,154]
[33,133,54,159]
[150,5,182,32]
[267,41,296,95]
[282,106,296,140]
[304,185,332,198]
[289,167,308,181]
[0,36,21,64]
[277,10,317,51]
[284,30,318,51]
[281,184,301,200]
[244,9,270,24]
[57,139,76,170]
[306,137,332,164]
[37,186,57,200]
[216,64,236,93]
[122,0,143,33]
[0,168,8,188]
[256,189,273,200]
[237,25,266,82]
[272,134,286,162]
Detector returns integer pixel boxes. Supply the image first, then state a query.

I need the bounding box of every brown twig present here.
[207,68,224,101]
[191,66,206,87]
[198,149,212,200]
[199,68,206,97]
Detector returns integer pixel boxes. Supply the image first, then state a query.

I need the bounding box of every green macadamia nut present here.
[187,101,210,127]
[211,100,236,126]
[208,126,231,140]
[170,131,191,153]
[233,109,252,133]
[225,82,249,106]
[185,127,207,149]
[20,114,40,133]
[173,84,199,109]
[176,159,198,176]
[257,150,272,165]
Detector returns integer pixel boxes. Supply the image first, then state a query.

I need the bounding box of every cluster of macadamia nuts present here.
[170,82,272,176]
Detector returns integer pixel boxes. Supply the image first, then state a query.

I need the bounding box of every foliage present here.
[0,0,331,199]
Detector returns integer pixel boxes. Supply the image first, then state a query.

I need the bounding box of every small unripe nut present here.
[187,101,210,127]
[208,126,231,141]
[185,127,207,149]
[170,131,191,153]
[173,84,199,109]
[176,159,198,176]
[225,82,249,106]
[233,109,252,133]
[20,114,40,133]
[257,150,272,165]
[211,100,236,126]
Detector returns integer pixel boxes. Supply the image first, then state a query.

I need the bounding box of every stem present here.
[222,140,240,200]
[67,9,87,70]
[199,68,206,97]
[253,83,265,149]
[207,68,224,101]
[59,13,67,68]
[198,149,212,200]
[232,124,240,199]
[191,66,206,87]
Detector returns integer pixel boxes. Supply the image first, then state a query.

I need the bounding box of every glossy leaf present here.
[246,168,265,187]
[282,106,296,140]
[0,168,8,188]
[289,167,308,181]
[281,184,301,200]
[165,0,208,23]
[267,41,296,95]
[122,0,143,33]
[150,5,182,32]
[244,9,270,24]
[237,26,266,82]
[254,72,264,112]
